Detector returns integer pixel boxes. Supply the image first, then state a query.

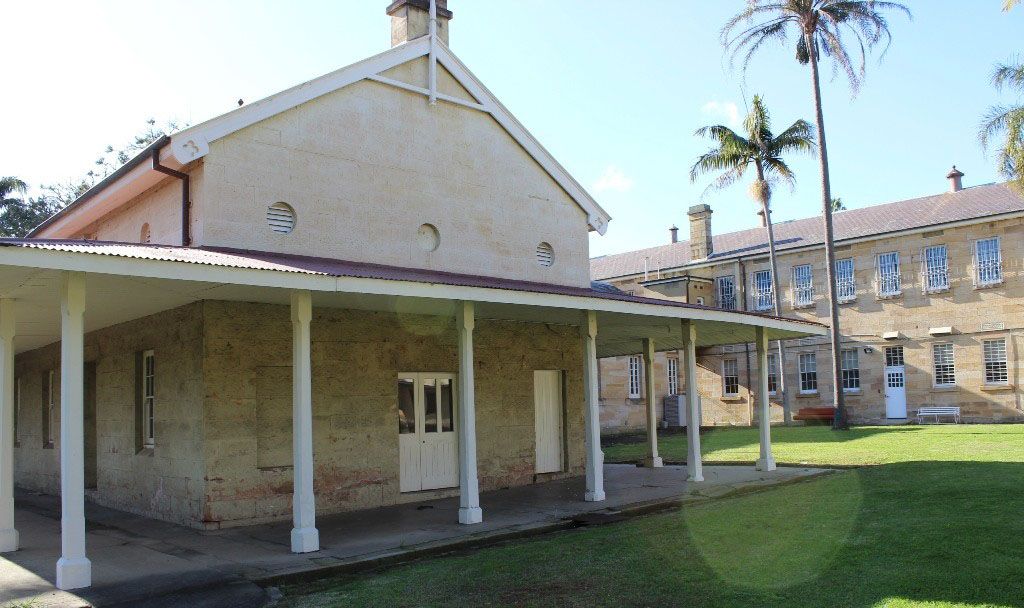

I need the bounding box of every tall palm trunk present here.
[754,162,792,425]
[805,31,848,430]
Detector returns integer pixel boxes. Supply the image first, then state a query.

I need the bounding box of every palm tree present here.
[980,62,1024,192]
[691,95,816,426]
[1005,0,1020,11]
[0,177,28,212]
[722,0,910,430]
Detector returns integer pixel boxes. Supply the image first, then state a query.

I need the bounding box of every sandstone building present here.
[592,172,1024,430]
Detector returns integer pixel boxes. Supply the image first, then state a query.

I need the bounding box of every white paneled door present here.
[399,373,459,493]
[534,370,564,474]
[884,347,907,419]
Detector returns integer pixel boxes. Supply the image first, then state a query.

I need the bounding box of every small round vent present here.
[536,242,554,267]
[266,202,296,234]
[418,223,440,252]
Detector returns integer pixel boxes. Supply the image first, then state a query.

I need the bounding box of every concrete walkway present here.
[0,464,827,607]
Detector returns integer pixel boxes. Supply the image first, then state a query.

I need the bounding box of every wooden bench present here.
[794,407,835,423]
[916,406,961,424]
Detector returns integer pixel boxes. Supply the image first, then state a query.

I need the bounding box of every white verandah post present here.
[641,338,662,468]
[290,290,319,553]
[56,271,91,590]
[582,310,605,501]
[0,299,17,552]
[756,326,777,472]
[456,301,482,524]
[681,319,703,482]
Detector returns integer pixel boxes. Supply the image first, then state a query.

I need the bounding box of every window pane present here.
[438,378,454,432]
[628,356,642,397]
[983,339,1008,385]
[767,353,778,393]
[793,265,814,306]
[754,270,774,311]
[885,346,904,367]
[423,379,438,433]
[925,245,949,290]
[723,359,739,395]
[878,252,901,296]
[799,353,818,393]
[836,258,856,301]
[398,378,416,434]
[976,238,1003,284]
[667,358,679,395]
[841,349,860,391]
[933,344,956,386]
[716,276,736,310]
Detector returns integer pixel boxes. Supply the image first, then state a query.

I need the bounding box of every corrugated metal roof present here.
[591,183,1024,280]
[0,238,825,329]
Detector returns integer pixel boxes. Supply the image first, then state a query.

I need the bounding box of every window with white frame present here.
[752,269,774,311]
[876,252,902,297]
[983,339,1008,385]
[975,237,1003,286]
[923,245,949,292]
[798,353,818,393]
[932,343,956,387]
[627,355,642,399]
[142,350,155,448]
[715,275,737,310]
[792,264,814,307]
[835,258,856,302]
[723,359,740,396]
[667,357,679,396]
[841,349,860,392]
[767,353,778,395]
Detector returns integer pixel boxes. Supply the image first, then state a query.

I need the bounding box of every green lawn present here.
[279,425,1024,608]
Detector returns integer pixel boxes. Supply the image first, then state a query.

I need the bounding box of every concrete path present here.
[0,464,827,607]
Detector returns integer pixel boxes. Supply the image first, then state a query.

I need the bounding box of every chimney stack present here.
[387,0,452,47]
[688,204,713,261]
[669,225,679,244]
[947,165,965,193]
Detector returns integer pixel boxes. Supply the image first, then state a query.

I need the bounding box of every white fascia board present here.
[0,247,825,339]
[434,43,611,235]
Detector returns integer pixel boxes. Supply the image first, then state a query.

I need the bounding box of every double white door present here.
[399,373,459,492]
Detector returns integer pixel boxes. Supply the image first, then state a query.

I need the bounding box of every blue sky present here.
[3,1,1021,257]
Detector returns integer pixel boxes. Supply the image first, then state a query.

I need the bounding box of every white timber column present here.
[0,299,17,552]
[290,290,319,553]
[456,301,483,524]
[581,310,605,501]
[56,271,90,590]
[681,319,703,482]
[641,338,662,468]
[755,326,777,472]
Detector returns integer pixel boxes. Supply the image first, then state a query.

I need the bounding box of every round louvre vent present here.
[536,242,554,267]
[418,223,440,252]
[266,202,296,234]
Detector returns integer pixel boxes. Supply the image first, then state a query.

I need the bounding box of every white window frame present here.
[142,350,156,449]
[983,338,1009,386]
[766,353,778,396]
[627,355,642,399]
[876,252,902,298]
[932,343,956,388]
[667,357,679,396]
[835,258,856,303]
[792,264,814,308]
[840,349,860,393]
[722,359,740,397]
[715,275,737,310]
[798,353,818,394]
[923,245,950,293]
[974,237,1003,287]
[752,269,774,312]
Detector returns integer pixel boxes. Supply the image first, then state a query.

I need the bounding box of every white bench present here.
[916,406,961,424]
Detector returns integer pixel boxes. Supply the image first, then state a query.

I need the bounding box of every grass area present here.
[279,425,1024,608]
[603,424,1024,466]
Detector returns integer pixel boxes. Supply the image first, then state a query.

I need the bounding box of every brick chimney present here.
[669,225,679,244]
[947,165,965,193]
[387,0,452,46]
[688,204,713,260]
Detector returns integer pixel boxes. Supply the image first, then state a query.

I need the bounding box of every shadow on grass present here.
[279,460,1024,608]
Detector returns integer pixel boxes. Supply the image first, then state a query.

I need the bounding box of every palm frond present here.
[992,61,1024,92]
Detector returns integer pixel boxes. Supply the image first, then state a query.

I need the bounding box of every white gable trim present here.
[169,37,611,234]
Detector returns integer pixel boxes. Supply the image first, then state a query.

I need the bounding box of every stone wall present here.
[200,301,586,529]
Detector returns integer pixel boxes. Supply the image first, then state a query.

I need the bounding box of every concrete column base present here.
[756,457,777,472]
[0,528,17,552]
[643,456,664,468]
[290,527,320,553]
[56,556,91,590]
[584,490,606,502]
[458,506,483,525]
[687,471,704,483]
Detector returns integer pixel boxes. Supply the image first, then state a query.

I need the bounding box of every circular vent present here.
[418,223,440,252]
[536,242,554,267]
[266,202,296,234]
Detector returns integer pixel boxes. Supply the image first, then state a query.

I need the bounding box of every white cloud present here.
[701,100,741,128]
[592,166,635,194]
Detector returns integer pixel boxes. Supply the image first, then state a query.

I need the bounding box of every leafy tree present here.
[831,197,846,211]
[722,0,911,431]
[1,176,63,238]
[691,95,816,425]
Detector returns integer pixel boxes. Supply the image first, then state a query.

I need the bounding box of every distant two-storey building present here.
[592,171,1024,429]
